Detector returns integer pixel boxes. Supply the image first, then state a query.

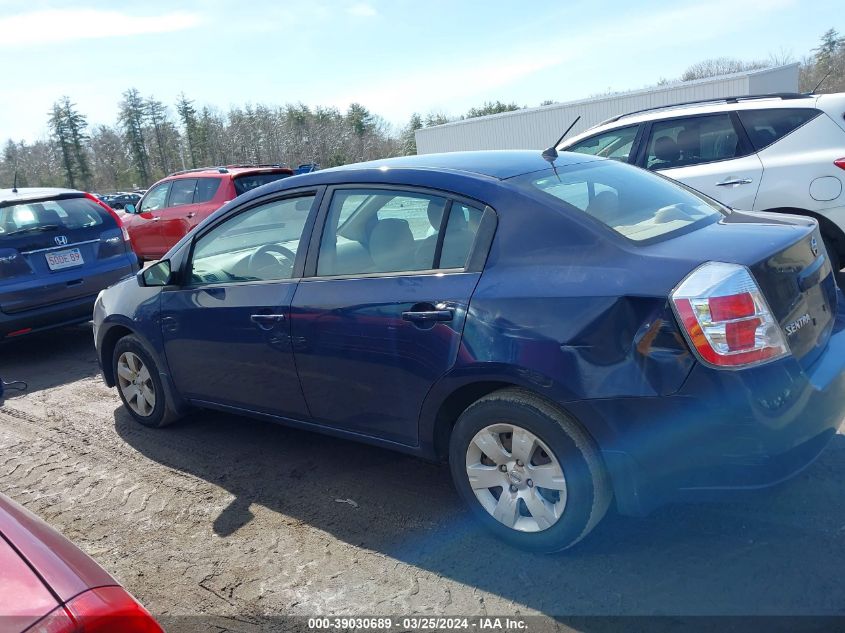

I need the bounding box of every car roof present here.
[319,150,601,180]
[0,187,83,205]
[165,165,294,180]
[563,93,820,146]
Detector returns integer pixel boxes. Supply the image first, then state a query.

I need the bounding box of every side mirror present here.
[137,259,172,287]
[124,203,137,214]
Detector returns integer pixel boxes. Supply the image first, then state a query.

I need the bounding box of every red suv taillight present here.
[85,193,130,242]
[834,158,845,171]
[30,586,164,633]
[670,262,790,368]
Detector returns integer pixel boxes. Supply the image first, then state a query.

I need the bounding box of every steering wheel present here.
[247,243,297,278]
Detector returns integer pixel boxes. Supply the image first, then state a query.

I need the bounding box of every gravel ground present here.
[2,324,845,631]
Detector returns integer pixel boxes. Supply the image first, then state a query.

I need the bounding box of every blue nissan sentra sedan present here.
[1,187,137,340]
[93,151,845,552]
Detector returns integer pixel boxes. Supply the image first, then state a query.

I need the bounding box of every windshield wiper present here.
[3,224,61,237]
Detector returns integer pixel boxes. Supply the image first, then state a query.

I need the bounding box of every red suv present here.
[123,165,294,261]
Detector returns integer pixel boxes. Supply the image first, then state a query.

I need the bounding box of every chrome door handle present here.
[401,309,454,323]
[151,216,161,221]
[250,314,286,330]
[716,178,753,186]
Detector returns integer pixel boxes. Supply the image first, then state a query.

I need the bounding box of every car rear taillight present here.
[26,587,163,632]
[85,193,130,242]
[670,261,790,368]
[835,158,845,171]
[69,586,165,632]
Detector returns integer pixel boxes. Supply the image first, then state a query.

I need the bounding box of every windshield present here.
[233,172,292,196]
[0,197,106,239]
[517,160,724,242]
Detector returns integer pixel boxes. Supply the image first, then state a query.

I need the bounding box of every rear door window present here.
[316,189,483,276]
[737,108,821,151]
[566,125,640,162]
[644,114,746,170]
[168,179,198,207]
[194,178,221,203]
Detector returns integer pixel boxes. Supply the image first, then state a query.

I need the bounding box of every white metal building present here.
[415,64,800,154]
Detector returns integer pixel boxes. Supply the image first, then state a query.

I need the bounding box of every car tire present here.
[113,335,182,428]
[449,388,611,553]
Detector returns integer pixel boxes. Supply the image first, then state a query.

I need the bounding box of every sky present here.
[1,0,841,143]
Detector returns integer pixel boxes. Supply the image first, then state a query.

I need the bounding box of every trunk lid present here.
[645,210,837,369]
[0,493,116,604]
[0,194,125,313]
[0,532,60,630]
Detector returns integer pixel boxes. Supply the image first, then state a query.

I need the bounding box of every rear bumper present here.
[0,293,99,338]
[571,311,845,516]
[0,260,136,339]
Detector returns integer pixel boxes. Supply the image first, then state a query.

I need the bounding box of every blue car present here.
[93,151,845,551]
[1,188,138,340]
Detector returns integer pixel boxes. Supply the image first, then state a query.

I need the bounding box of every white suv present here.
[560,92,845,272]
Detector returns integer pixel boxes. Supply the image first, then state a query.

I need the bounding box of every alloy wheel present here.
[465,423,567,532]
[116,351,156,417]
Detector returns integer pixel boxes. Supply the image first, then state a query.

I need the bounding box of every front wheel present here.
[113,335,182,428]
[449,389,611,552]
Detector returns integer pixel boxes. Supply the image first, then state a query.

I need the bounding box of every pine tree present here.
[813,28,844,71]
[400,113,422,155]
[146,97,171,176]
[48,100,76,188]
[61,97,91,189]
[176,93,200,168]
[119,88,150,185]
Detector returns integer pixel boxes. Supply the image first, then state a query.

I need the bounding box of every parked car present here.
[105,192,142,210]
[294,163,320,175]
[560,92,845,273]
[93,150,845,552]
[0,491,163,632]
[0,187,137,340]
[121,165,294,262]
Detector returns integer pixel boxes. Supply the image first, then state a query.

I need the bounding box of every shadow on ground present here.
[0,324,99,397]
[115,406,845,617]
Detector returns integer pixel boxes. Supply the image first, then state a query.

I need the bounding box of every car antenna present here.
[541,116,580,181]
[811,69,832,94]
[541,115,581,164]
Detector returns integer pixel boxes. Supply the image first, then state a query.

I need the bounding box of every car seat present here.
[369,218,415,272]
[650,136,680,170]
[677,129,700,164]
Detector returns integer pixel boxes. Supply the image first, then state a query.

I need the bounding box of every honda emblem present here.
[54,235,68,246]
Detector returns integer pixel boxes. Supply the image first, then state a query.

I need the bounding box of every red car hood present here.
[0,493,117,605]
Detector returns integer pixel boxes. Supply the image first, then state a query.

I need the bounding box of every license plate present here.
[45,247,84,271]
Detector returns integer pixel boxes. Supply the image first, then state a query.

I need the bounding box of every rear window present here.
[737,108,821,151]
[233,172,292,197]
[0,197,106,239]
[518,160,724,242]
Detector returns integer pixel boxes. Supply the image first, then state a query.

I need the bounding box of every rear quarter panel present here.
[419,185,698,451]
[754,113,845,214]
